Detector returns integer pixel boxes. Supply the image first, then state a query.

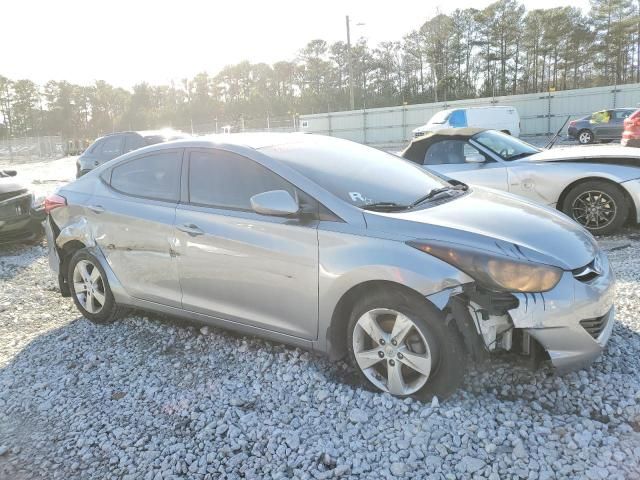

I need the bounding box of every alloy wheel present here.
[72,259,106,314]
[578,131,592,144]
[571,190,617,230]
[352,308,432,396]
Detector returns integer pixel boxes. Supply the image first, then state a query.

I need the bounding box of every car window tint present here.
[424,140,486,165]
[614,110,634,120]
[101,136,123,159]
[188,150,295,210]
[110,150,181,202]
[124,134,146,153]
[88,139,102,154]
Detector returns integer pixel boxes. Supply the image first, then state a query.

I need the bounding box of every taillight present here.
[44,194,67,214]
[569,120,576,127]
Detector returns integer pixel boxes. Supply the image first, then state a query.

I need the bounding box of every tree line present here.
[1,0,638,141]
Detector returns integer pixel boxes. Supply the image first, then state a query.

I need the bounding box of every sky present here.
[3,0,592,89]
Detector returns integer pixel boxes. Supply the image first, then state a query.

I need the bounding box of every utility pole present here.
[346,15,355,111]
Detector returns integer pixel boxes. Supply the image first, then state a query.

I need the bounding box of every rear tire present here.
[578,129,594,144]
[346,289,466,401]
[561,181,628,235]
[68,249,125,323]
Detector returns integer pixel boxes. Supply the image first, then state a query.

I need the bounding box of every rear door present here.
[175,148,319,339]
[89,149,184,307]
[421,139,509,191]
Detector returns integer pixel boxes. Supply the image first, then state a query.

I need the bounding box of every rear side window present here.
[110,150,182,202]
[124,134,146,153]
[100,136,123,159]
[188,150,295,210]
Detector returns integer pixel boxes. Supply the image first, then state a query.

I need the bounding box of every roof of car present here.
[400,128,486,163]
[159,132,320,150]
[102,129,186,138]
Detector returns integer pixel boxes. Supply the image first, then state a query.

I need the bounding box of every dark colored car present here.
[567,108,636,144]
[0,170,44,245]
[76,129,188,177]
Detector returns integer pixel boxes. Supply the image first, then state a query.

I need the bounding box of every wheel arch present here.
[556,176,636,223]
[56,239,87,296]
[324,280,444,361]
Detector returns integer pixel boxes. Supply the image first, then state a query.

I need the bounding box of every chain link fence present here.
[0,136,71,164]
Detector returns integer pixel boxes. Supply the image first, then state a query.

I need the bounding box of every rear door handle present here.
[177,223,204,236]
[88,204,105,214]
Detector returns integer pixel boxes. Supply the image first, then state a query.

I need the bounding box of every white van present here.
[412,106,520,138]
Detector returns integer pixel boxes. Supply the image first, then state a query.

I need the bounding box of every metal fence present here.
[178,114,299,136]
[0,136,67,163]
[299,83,640,145]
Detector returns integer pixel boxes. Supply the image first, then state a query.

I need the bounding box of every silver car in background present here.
[401,128,640,234]
[44,134,615,399]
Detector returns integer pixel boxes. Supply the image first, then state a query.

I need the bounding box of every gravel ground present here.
[1,157,640,479]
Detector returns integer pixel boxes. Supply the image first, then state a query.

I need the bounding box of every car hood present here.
[0,178,27,197]
[364,187,598,270]
[525,145,640,163]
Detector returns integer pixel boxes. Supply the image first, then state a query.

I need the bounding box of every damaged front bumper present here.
[431,250,615,373]
[509,251,615,372]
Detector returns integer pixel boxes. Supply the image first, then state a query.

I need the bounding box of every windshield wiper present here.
[409,184,468,208]
[506,152,535,161]
[361,202,410,212]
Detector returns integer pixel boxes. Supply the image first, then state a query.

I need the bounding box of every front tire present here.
[347,289,466,400]
[578,129,594,144]
[562,181,629,235]
[68,249,124,323]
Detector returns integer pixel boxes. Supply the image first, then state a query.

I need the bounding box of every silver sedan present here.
[401,128,640,235]
[44,134,615,399]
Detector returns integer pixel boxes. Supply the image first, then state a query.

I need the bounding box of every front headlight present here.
[408,241,563,293]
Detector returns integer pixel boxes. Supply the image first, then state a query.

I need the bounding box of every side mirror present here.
[250,190,300,217]
[465,153,485,164]
[0,169,17,177]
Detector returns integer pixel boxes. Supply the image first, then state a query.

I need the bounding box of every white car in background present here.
[413,106,521,138]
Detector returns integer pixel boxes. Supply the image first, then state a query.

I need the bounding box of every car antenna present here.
[545,116,571,149]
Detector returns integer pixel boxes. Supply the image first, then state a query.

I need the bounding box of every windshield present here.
[429,110,452,125]
[262,138,450,208]
[473,130,540,160]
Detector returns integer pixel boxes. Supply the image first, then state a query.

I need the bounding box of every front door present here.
[175,148,319,340]
[421,139,509,191]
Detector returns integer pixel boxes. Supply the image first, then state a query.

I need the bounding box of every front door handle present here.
[177,223,204,236]
[88,204,105,214]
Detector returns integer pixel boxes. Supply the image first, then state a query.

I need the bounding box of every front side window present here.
[614,110,634,120]
[101,136,123,159]
[110,150,182,202]
[473,130,540,161]
[448,110,467,127]
[188,150,295,210]
[424,140,487,166]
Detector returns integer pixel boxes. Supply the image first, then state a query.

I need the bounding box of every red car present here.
[622,109,640,147]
